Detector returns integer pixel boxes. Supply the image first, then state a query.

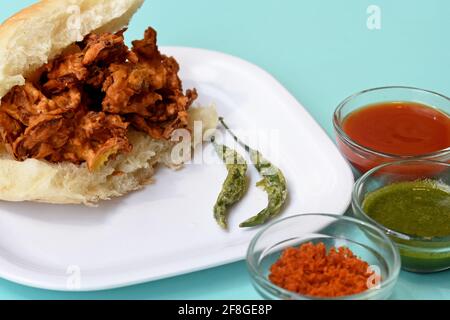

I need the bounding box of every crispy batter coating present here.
[0,27,197,170]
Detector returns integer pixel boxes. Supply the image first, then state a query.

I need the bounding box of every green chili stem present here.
[219,117,251,152]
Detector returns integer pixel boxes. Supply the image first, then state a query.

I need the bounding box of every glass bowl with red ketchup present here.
[333,86,450,175]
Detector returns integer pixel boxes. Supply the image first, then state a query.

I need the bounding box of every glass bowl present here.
[333,86,450,176]
[353,160,450,273]
[246,214,400,300]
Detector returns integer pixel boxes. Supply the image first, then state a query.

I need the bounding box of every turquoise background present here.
[0,0,449,299]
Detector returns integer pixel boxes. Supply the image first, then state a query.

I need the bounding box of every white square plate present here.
[0,47,354,291]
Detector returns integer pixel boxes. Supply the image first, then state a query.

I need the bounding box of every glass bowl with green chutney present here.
[352,160,450,273]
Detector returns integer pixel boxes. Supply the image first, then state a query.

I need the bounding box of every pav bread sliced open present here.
[0,0,217,205]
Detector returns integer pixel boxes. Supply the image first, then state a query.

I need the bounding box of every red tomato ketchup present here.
[338,102,450,173]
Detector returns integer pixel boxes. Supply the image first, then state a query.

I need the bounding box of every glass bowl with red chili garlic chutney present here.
[246,214,400,300]
[333,86,450,176]
[353,160,450,273]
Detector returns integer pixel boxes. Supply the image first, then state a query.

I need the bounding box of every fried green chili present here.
[212,137,248,229]
[219,118,288,228]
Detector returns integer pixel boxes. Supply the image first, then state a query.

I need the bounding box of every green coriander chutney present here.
[362,180,450,238]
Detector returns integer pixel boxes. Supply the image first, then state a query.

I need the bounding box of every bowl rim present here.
[246,213,401,300]
[333,85,450,159]
[352,159,450,243]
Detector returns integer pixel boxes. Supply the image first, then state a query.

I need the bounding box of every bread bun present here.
[0,1,218,205]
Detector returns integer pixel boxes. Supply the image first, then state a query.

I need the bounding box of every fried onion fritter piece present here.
[128,88,197,139]
[102,27,196,139]
[0,27,197,170]
[0,111,23,146]
[12,114,71,160]
[102,63,164,115]
[43,53,88,94]
[1,83,81,126]
[131,27,159,59]
[66,112,132,171]
[82,30,130,66]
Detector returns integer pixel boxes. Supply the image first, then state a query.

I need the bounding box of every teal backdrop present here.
[0,0,449,299]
